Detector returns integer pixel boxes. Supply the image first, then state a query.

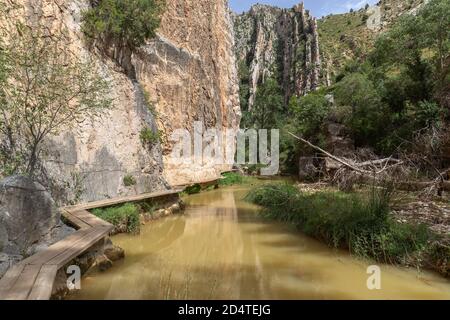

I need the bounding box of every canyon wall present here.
[234,3,321,107]
[0,0,240,203]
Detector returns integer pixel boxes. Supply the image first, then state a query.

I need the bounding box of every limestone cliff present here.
[233,0,427,101]
[234,3,321,108]
[0,0,240,203]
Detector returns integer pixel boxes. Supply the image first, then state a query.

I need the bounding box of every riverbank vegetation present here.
[91,197,184,234]
[219,172,257,186]
[92,203,141,234]
[246,183,449,276]
[239,0,449,178]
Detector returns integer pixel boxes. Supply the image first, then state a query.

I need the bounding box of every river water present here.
[69,186,450,300]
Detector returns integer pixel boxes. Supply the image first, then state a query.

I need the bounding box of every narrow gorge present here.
[0,0,449,301]
[234,3,322,109]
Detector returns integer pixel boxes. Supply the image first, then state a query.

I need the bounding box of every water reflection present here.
[69,186,450,300]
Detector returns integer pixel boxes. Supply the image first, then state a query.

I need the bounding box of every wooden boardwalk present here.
[0,188,182,300]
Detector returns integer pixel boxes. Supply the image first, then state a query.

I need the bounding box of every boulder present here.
[298,157,318,181]
[326,122,354,157]
[169,203,181,214]
[104,245,125,262]
[0,253,23,279]
[0,176,60,255]
[96,255,113,272]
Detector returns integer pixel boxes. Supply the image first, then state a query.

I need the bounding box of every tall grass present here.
[92,203,140,234]
[246,184,435,265]
[219,172,244,186]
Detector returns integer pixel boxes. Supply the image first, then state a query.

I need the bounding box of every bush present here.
[185,184,201,195]
[219,172,250,186]
[123,175,136,187]
[82,0,164,48]
[334,73,386,148]
[140,128,161,145]
[246,184,434,265]
[92,203,140,233]
[288,91,330,146]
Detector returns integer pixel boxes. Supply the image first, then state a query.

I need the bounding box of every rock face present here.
[136,0,241,185]
[0,176,75,277]
[0,0,240,202]
[0,176,60,255]
[234,3,321,108]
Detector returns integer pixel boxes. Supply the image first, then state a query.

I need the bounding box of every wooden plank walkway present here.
[0,188,182,300]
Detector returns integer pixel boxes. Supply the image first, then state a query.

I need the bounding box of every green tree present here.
[289,92,330,145]
[419,0,450,106]
[238,60,250,112]
[334,73,385,147]
[243,78,284,130]
[0,26,112,176]
[370,0,449,109]
[82,0,165,48]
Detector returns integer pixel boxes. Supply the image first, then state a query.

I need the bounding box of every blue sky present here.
[229,0,379,17]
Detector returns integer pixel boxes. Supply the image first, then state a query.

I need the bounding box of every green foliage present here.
[123,175,137,187]
[428,241,450,277]
[143,90,157,116]
[218,172,252,186]
[246,184,437,265]
[185,184,201,195]
[334,73,386,147]
[238,60,250,113]
[370,0,449,105]
[242,78,284,130]
[219,172,243,186]
[82,0,164,48]
[92,203,140,233]
[320,0,450,155]
[318,8,375,77]
[138,200,157,215]
[140,127,161,145]
[289,91,330,145]
[0,25,111,176]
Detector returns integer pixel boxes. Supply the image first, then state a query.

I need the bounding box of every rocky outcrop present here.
[0,176,75,277]
[0,0,240,201]
[0,176,60,254]
[234,3,321,108]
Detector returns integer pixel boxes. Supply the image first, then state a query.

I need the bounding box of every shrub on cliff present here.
[82,0,165,48]
[140,128,161,146]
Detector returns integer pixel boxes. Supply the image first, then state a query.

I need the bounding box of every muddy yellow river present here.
[69,186,450,300]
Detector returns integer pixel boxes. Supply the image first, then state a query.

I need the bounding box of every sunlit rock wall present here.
[0,0,241,202]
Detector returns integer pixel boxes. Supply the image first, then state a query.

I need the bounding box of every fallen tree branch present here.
[290,132,448,195]
[358,157,402,167]
[288,132,369,174]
